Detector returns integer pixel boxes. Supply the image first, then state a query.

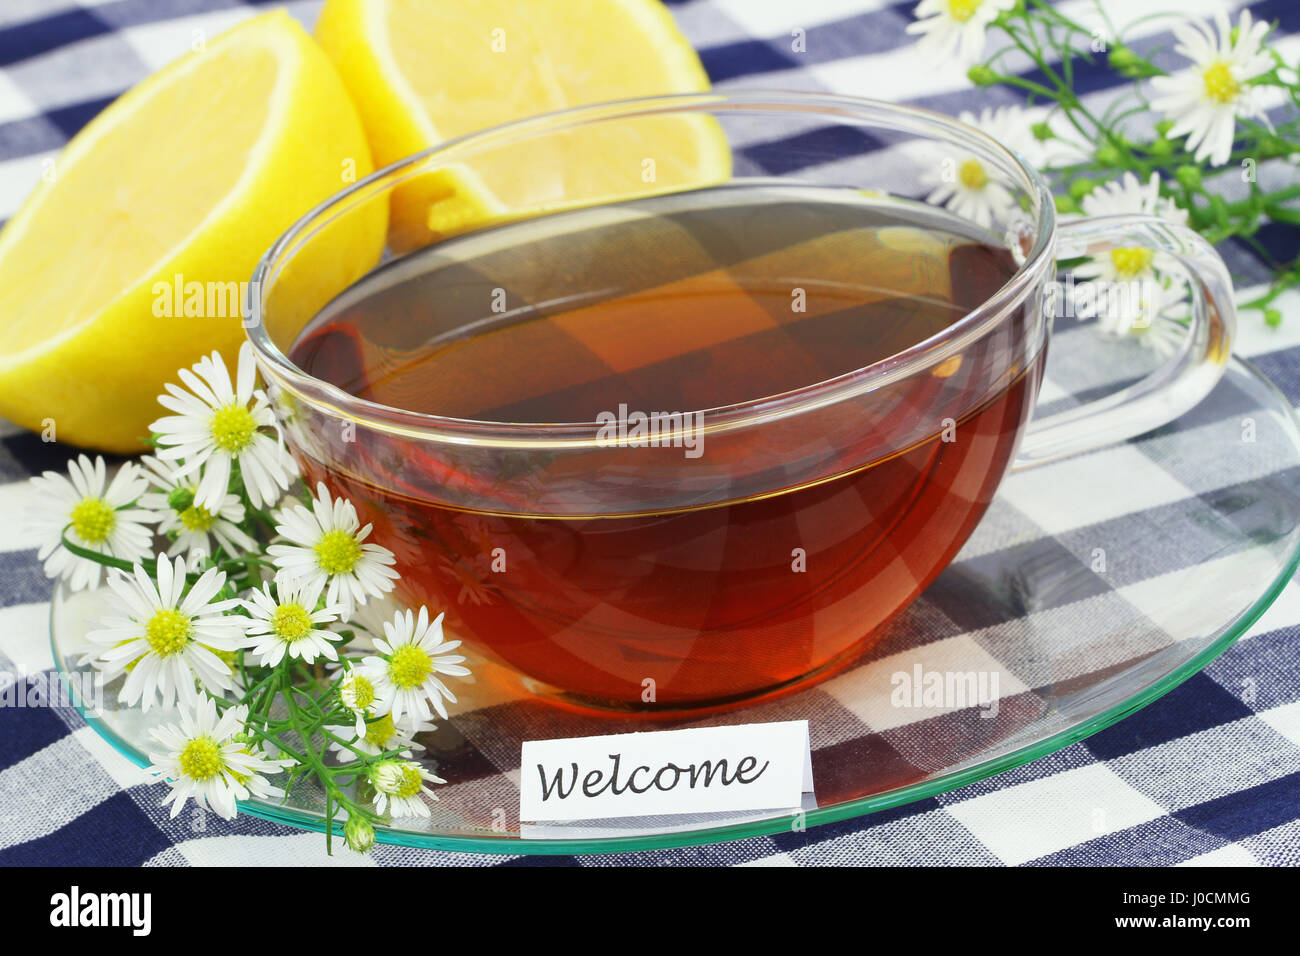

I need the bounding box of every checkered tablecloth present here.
[2,0,1299,867]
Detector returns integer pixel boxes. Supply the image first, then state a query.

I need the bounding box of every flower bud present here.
[344,814,375,853]
[966,64,997,87]
[1175,165,1202,190]
[1053,194,1078,215]
[1030,121,1054,142]
[1108,46,1140,74]
[167,485,196,513]
[1095,144,1122,166]
[1265,308,1283,328]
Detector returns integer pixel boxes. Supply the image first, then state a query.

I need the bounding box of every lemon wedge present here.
[0,11,385,452]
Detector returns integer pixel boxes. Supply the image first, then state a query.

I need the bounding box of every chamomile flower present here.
[362,606,469,724]
[87,554,246,711]
[1077,171,1189,225]
[327,711,433,763]
[149,342,297,512]
[320,599,402,720]
[337,669,381,737]
[922,106,1034,229]
[240,577,345,666]
[1150,9,1274,166]
[906,0,1016,65]
[368,758,445,818]
[267,482,399,612]
[1072,173,1188,334]
[28,455,154,591]
[138,455,257,561]
[146,697,288,819]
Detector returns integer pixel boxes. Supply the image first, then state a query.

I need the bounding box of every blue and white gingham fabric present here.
[1,0,1299,867]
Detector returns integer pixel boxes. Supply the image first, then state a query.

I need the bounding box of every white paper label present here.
[518,720,814,823]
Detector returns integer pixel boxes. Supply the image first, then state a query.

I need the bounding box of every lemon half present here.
[0,11,385,452]
[315,0,731,248]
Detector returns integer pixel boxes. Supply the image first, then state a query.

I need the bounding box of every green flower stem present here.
[1025,0,1096,38]
[1260,209,1300,234]
[320,728,383,764]
[245,672,282,721]
[979,4,1300,317]
[221,654,386,850]
[278,670,374,841]
[1242,270,1300,312]
[242,721,310,766]
[59,533,153,575]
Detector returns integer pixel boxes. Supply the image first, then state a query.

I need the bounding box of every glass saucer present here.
[51,326,1300,854]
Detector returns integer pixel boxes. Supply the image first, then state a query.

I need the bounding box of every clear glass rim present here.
[246,90,1057,449]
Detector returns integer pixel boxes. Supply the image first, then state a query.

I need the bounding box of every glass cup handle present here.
[1012,213,1236,471]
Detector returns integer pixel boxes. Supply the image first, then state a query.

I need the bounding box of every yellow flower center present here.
[145,608,191,657]
[178,737,223,781]
[947,0,981,23]
[958,158,988,191]
[365,713,397,749]
[394,763,424,799]
[1110,247,1156,279]
[270,602,313,642]
[210,404,257,454]
[1202,61,1240,104]
[389,645,433,689]
[178,504,215,531]
[315,529,362,574]
[345,675,376,711]
[70,497,116,544]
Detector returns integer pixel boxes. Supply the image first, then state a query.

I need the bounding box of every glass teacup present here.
[247,92,1234,714]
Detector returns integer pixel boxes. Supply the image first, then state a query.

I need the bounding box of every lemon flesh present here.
[315,0,731,248]
[0,11,386,452]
